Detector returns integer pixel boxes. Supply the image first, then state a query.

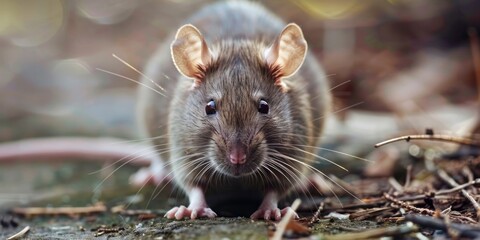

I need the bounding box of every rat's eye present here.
[205,99,216,115]
[258,99,269,114]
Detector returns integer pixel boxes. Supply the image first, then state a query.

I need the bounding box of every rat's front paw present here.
[165,205,217,220]
[250,207,298,221]
[129,163,170,186]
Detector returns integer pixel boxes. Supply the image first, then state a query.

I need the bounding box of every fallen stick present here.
[405,214,480,238]
[375,134,480,148]
[319,222,419,240]
[272,199,301,240]
[436,179,480,195]
[437,169,480,220]
[7,226,30,240]
[383,193,435,215]
[308,201,324,226]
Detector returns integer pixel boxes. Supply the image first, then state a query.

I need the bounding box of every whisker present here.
[314,101,364,121]
[205,162,220,188]
[187,159,211,186]
[267,157,317,202]
[309,79,350,101]
[92,147,162,192]
[269,143,372,163]
[144,173,176,209]
[88,143,167,175]
[125,173,155,209]
[314,147,372,163]
[112,54,166,92]
[267,150,363,204]
[269,145,349,172]
[268,151,344,205]
[146,157,204,207]
[105,134,171,145]
[261,163,281,187]
[257,165,269,188]
[90,142,209,178]
[265,160,305,198]
[124,150,207,209]
[329,79,351,91]
[96,68,166,97]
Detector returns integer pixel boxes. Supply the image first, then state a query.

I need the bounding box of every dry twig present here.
[405,214,480,238]
[375,134,480,148]
[388,177,404,193]
[404,165,413,188]
[462,167,478,195]
[383,193,435,215]
[349,207,393,221]
[437,169,480,220]
[272,199,301,240]
[92,225,125,237]
[6,226,30,240]
[318,222,419,240]
[309,201,324,226]
[436,179,480,195]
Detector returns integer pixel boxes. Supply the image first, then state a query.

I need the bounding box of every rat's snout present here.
[229,145,246,165]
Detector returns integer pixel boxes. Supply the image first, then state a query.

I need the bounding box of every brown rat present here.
[0,1,332,220]
[137,1,331,220]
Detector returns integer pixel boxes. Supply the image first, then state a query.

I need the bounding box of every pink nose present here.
[229,147,246,165]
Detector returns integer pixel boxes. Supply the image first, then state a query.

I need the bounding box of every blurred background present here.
[0,0,479,140]
[0,0,479,206]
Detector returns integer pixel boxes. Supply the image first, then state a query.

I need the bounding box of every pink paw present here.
[129,165,170,186]
[165,205,217,220]
[250,207,298,221]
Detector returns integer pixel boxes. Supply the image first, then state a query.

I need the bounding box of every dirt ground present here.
[0,161,384,239]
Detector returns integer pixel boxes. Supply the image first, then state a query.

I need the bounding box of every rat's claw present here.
[191,209,198,219]
[165,206,217,220]
[202,208,217,218]
[251,207,298,221]
[175,206,188,220]
[250,210,260,220]
[165,206,180,218]
[264,210,271,220]
[273,208,281,220]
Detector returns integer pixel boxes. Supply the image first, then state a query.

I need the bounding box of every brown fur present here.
[137,1,331,211]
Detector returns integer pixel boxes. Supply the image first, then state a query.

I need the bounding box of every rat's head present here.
[170,23,307,177]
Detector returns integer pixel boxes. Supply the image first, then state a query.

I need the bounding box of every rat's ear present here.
[171,24,211,84]
[264,23,307,85]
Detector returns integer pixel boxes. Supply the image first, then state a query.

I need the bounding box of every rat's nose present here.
[229,147,246,165]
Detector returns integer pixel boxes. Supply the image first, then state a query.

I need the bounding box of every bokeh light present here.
[75,0,138,25]
[292,0,369,20]
[0,0,64,47]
